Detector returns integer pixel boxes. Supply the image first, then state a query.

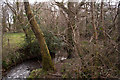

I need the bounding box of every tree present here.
[91,2,98,42]
[6,13,11,31]
[24,1,55,71]
[56,1,84,58]
[117,2,120,70]
[6,2,29,37]
[100,0,105,38]
[0,5,3,77]
[2,5,7,33]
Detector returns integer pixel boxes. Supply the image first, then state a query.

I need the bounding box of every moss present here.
[28,69,42,78]
[42,55,55,71]
[24,2,55,71]
[62,74,68,78]
[28,68,51,79]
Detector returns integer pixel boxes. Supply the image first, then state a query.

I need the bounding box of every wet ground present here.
[2,59,42,79]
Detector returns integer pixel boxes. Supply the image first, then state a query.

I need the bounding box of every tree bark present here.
[24,1,54,71]
[18,9,29,38]
[56,2,77,58]
[100,1,105,38]
[2,6,7,33]
[7,14,11,32]
[117,2,120,70]
[6,2,28,37]
[91,2,98,42]
[67,2,75,58]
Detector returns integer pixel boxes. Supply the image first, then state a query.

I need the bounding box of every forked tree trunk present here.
[24,1,54,71]
[16,2,29,38]
[56,2,77,58]
[6,2,28,38]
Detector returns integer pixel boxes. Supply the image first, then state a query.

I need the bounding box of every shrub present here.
[2,60,8,70]
[22,28,63,58]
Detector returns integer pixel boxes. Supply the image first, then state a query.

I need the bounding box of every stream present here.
[2,57,66,79]
[2,59,42,79]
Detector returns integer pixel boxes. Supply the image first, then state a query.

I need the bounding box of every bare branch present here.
[55,2,70,14]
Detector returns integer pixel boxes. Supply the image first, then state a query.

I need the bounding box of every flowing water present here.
[2,57,66,79]
[2,59,42,79]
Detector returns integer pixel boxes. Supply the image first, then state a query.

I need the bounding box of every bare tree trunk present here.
[0,15,2,80]
[117,2,120,70]
[6,3,28,37]
[91,2,98,43]
[13,15,16,32]
[66,2,75,58]
[85,3,88,32]
[7,14,11,32]
[16,2,29,37]
[18,9,29,38]
[56,2,77,58]
[56,1,85,58]
[2,5,7,33]
[100,1,105,38]
[24,1,54,71]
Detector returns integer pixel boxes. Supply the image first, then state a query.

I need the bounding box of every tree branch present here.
[76,1,85,15]
[55,2,70,14]
[4,2,17,15]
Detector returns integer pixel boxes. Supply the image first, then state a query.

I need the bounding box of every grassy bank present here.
[2,33,25,70]
[3,33,25,48]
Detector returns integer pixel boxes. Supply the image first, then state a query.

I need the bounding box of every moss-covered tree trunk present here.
[24,1,54,71]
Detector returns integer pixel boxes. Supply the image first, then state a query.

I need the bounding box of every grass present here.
[3,32,25,48]
[2,32,25,70]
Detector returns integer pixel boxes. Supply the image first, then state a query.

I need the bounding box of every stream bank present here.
[2,56,67,79]
[2,59,42,79]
